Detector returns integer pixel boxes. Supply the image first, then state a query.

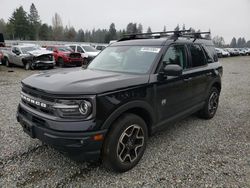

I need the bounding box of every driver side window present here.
[162,45,187,69]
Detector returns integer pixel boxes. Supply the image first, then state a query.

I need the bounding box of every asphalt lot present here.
[0,57,250,187]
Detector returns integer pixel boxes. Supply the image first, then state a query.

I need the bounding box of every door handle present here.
[183,77,192,82]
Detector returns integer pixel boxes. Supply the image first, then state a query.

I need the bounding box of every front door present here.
[153,44,193,122]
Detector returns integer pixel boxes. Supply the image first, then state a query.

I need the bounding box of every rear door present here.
[186,44,211,105]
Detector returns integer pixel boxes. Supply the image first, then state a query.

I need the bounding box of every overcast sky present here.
[1,0,249,43]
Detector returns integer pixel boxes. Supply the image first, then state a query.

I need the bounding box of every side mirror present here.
[163,64,183,76]
[157,64,182,81]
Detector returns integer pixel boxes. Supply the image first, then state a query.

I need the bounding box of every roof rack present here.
[118,30,211,42]
[181,31,211,42]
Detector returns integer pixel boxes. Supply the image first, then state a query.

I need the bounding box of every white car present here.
[65,44,100,64]
[215,48,230,57]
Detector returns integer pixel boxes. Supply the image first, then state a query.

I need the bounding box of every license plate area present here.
[20,117,35,138]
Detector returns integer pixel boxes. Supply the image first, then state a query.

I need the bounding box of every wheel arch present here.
[211,81,221,93]
[101,101,155,136]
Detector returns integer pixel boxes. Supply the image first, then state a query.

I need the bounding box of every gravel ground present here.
[0,57,250,187]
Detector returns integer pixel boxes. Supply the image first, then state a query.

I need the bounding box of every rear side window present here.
[206,45,218,62]
[189,44,207,67]
[162,45,188,69]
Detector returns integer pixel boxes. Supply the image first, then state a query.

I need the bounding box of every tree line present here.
[0,3,249,47]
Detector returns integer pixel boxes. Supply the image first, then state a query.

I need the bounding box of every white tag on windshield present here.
[140,47,161,53]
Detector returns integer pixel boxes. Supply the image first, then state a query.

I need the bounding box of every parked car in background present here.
[66,44,100,64]
[0,33,5,47]
[2,44,55,70]
[226,48,240,56]
[245,48,250,55]
[215,48,230,57]
[215,48,223,58]
[95,45,108,51]
[46,46,83,67]
[0,50,3,64]
[238,48,247,56]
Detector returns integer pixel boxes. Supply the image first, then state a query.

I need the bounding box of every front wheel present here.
[5,58,11,67]
[102,113,148,172]
[199,87,220,119]
[58,58,65,68]
[24,61,33,70]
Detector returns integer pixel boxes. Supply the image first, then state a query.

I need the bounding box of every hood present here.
[22,68,149,95]
[28,49,53,57]
[86,51,99,57]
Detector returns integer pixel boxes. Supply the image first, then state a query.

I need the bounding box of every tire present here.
[83,58,88,65]
[24,61,32,70]
[199,87,220,119]
[5,58,11,67]
[102,113,148,172]
[58,58,65,68]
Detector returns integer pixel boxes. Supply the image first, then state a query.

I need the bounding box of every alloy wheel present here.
[117,124,144,163]
[208,91,219,115]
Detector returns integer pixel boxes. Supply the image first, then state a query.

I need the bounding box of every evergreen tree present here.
[237,37,242,48]
[137,24,143,33]
[126,23,137,34]
[182,24,185,31]
[174,24,180,31]
[241,38,246,47]
[109,23,117,40]
[9,6,29,39]
[163,25,166,32]
[0,19,6,37]
[76,29,85,42]
[38,23,50,40]
[230,37,237,48]
[147,27,152,33]
[28,3,41,40]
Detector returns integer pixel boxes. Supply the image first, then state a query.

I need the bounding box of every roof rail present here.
[118,30,211,42]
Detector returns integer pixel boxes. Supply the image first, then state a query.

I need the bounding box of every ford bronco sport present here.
[17,30,222,172]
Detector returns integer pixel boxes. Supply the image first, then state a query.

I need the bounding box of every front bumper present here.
[16,104,107,161]
[33,61,55,68]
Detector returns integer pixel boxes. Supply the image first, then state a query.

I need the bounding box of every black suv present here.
[17,30,222,172]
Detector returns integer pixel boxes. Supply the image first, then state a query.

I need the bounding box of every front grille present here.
[70,53,81,58]
[21,85,55,115]
[35,54,53,61]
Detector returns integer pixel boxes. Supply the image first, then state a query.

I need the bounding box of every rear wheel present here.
[199,87,220,119]
[102,113,148,172]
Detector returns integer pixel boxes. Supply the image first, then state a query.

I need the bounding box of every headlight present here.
[79,100,92,115]
[53,99,93,119]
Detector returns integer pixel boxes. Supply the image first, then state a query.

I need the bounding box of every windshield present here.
[21,46,40,54]
[81,45,98,52]
[88,46,161,74]
[58,47,72,52]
